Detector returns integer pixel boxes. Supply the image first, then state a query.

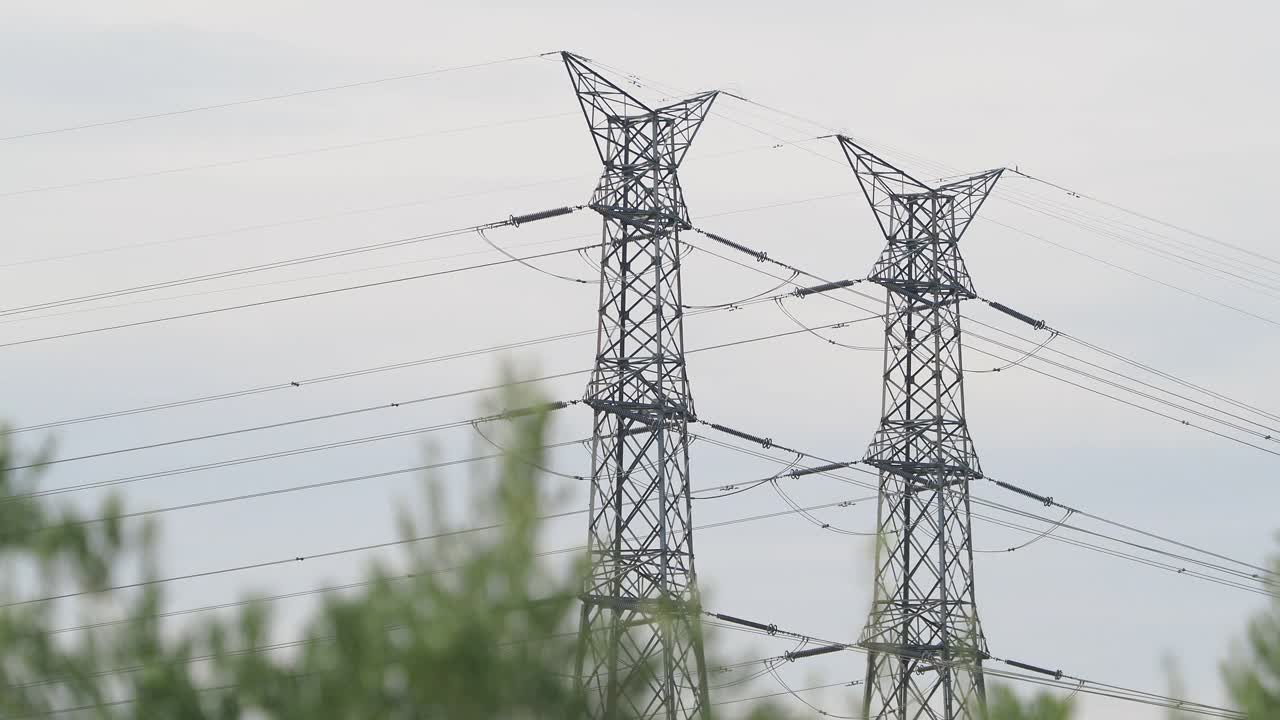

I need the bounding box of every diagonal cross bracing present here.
[839,136,1002,720]
[563,52,717,720]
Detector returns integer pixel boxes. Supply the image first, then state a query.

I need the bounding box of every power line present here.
[3,325,595,436]
[981,215,1280,330]
[600,53,1280,340]
[3,186,852,329]
[1,376,581,472]
[706,609,1244,718]
[712,74,1280,301]
[967,328,1280,445]
[693,420,1277,598]
[1,286,869,459]
[976,299,1280,429]
[997,193,1280,301]
[5,312,879,502]
[1,231,588,328]
[977,477,1276,581]
[0,53,551,143]
[21,439,587,539]
[0,134,813,271]
[0,178,582,271]
[43,495,861,641]
[1,207,583,318]
[0,243,593,351]
[2,484,863,609]
[13,492,860,711]
[0,112,573,200]
[706,79,1280,336]
[1009,168,1280,270]
[681,226,1280,458]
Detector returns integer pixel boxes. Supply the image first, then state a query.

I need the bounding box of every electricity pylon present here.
[838,136,1003,720]
[561,52,717,720]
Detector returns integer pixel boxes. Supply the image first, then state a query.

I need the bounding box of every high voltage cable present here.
[620,62,1280,330]
[1053,327,1280,424]
[993,192,1280,306]
[2,135,819,272]
[1,486,863,609]
[682,229,1280,458]
[996,185,1280,285]
[693,420,1277,598]
[0,177,582,270]
[0,53,550,142]
[3,313,880,502]
[582,52,1280,336]
[42,496,862,640]
[0,112,573,200]
[0,292,868,471]
[24,439,589,539]
[1,189,852,341]
[0,376,583,472]
[852,144,1280,326]
[1,206,584,318]
[0,243,594,350]
[967,328,1280,446]
[1,270,872,438]
[3,325,596,435]
[974,301,1280,429]
[966,342,1280,460]
[983,214,1280,329]
[706,609,1244,718]
[1,186,847,331]
[0,231,586,328]
[713,69,1280,291]
[970,507,1272,595]
[13,496,857,711]
[700,233,1262,450]
[997,192,1280,299]
[1010,168,1280,269]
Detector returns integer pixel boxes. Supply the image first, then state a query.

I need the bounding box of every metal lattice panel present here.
[563,52,717,720]
[839,136,1002,720]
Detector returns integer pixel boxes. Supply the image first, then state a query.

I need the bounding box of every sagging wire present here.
[767,663,864,719]
[974,508,1075,554]
[968,329,1060,374]
[691,454,803,501]
[708,607,1244,719]
[468,419,588,481]
[769,480,873,536]
[683,269,801,311]
[773,296,880,351]
[573,238,695,279]
[569,435,702,486]
[1062,678,1087,702]
[708,649,798,690]
[476,227,596,284]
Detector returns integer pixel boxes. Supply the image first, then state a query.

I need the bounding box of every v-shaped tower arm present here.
[655,91,719,167]
[837,135,931,238]
[562,52,653,163]
[937,168,1004,239]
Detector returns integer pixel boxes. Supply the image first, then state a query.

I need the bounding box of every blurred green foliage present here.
[0,383,1277,719]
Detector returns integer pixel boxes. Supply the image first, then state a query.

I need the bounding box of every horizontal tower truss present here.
[839,136,1003,720]
[563,52,718,720]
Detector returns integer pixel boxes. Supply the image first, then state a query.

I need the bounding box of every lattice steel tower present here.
[838,136,1003,720]
[561,53,717,720]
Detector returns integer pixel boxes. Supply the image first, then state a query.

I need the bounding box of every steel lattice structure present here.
[562,52,718,720]
[838,136,1003,720]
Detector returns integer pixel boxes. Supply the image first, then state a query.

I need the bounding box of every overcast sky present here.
[2,1,1279,717]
